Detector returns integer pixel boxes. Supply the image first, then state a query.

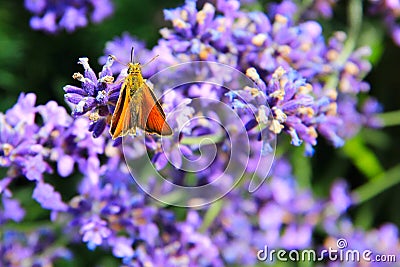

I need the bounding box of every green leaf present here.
[291,146,312,188]
[199,199,223,232]
[358,20,384,65]
[341,135,383,180]
[352,164,400,205]
[379,110,400,127]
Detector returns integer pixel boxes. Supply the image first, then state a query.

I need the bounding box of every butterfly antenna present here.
[130,47,134,63]
[109,54,125,66]
[143,55,159,68]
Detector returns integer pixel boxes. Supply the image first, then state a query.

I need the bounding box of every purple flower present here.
[329,180,352,217]
[24,0,114,33]
[109,236,134,258]
[3,1,389,267]
[1,196,25,222]
[32,182,68,211]
[229,66,331,150]
[299,0,338,19]
[23,154,49,181]
[64,56,116,138]
[142,0,381,156]
[99,32,157,76]
[362,97,383,128]
[0,93,42,170]
[368,0,400,46]
[5,93,37,125]
[2,229,72,266]
[323,222,400,267]
[80,215,112,250]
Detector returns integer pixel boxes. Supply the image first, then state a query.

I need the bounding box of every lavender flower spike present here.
[64,56,117,138]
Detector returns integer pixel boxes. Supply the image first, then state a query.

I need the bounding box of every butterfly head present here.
[127,62,142,75]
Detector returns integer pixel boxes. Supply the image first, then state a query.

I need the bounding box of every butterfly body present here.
[109,62,173,139]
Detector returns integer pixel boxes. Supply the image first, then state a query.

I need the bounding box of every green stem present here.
[2,220,58,232]
[352,164,400,205]
[199,199,224,233]
[379,110,400,127]
[342,135,383,180]
[337,0,363,65]
[323,0,363,90]
[294,0,314,22]
[180,131,225,145]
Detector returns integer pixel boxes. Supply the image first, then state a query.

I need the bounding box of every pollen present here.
[196,11,207,25]
[344,62,359,75]
[72,72,85,82]
[246,67,260,81]
[307,127,318,139]
[172,18,188,29]
[269,89,285,100]
[325,89,338,100]
[2,143,13,157]
[272,107,287,123]
[278,45,291,57]
[326,49,339,61]
[89,111,100,122]
[269,119,284,134]
[272,66,286,80]
[252,33,267,47]
[99,75,114,84]
[275,14,288,25]
[300,42,312,52]
[326,102,337,116]
[199,47,213,60]
[217,19,226,32]
[180,10,188,21]
[298,106,315,117]
[50,130,60,139]
[298,83,313,94]
[244,86,261,97]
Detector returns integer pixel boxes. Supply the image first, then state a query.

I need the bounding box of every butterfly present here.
[109,49,172,139]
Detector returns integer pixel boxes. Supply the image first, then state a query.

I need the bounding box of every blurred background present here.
[1,0,400,266]
[2,0,399,220]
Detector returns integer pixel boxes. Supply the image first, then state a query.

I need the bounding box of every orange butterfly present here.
[109,51,172,139]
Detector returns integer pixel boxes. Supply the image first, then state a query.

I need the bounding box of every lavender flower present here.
[368,0,400,46]
[230,66,326,151]
[1,228,72,266]
[2,1,395,267]
[0,92,104,215]
[80,215,112,250]
[322,221,400,267]
[104,0,377,155]
[66,162,225,266]
[64,56,116,138]
[99,32,157,77]
[1,195,25,222]
[25,0,114,33]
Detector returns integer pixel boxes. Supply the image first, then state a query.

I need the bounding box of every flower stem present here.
[323,0,363,91]
[294,0,314,22]
[379,110,400,127]
[337,0,363,65]
[180,131,225,145]
[199,199,224,233]
[351,164,400,205]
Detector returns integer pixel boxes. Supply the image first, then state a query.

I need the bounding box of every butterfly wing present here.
[135,82,173,136]
[109,81,135,139]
